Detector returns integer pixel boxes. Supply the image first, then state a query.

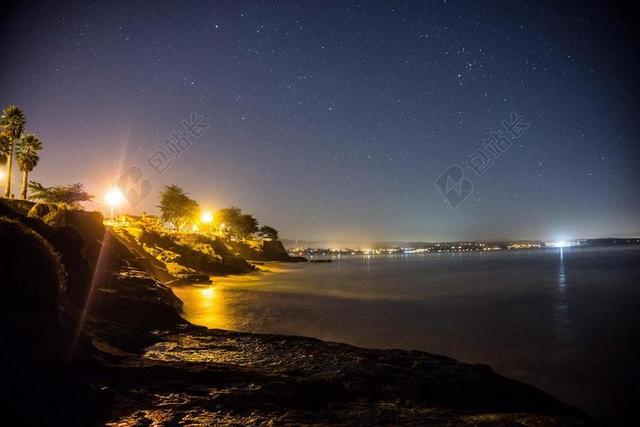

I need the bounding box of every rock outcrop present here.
[112,226,255,278]
[229,239,307,262]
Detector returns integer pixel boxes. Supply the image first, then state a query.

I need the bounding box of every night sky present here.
[1,1,638,242]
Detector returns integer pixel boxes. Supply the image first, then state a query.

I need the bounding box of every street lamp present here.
[200,211,213,224]
[105,187,125,220]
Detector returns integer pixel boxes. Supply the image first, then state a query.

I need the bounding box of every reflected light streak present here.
[553,246,574,351]
[68,228,113,359]
[172,284,231,330]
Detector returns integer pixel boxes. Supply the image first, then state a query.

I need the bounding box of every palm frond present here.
[0,133,11,165]
[16,133,43,172]
[0,105,26,139]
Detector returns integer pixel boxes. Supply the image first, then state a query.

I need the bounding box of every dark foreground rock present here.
[0,200,594,426]
[118,329,588,426]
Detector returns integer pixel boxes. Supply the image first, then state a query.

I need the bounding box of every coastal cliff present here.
[108,222,305,281]
[228,239,308,262]
[0,201,593,426]
[111,225,255,278]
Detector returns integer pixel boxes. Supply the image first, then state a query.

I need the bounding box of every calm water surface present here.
[172,246,640,425]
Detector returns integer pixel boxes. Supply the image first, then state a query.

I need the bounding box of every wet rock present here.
[91,329,591,426]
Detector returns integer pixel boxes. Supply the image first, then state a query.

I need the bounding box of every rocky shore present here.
[0,200,594,426]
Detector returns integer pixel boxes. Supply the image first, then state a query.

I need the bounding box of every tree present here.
[214,207,242,237]
[16,134,43,199]
[28,182,93,208]
[0,133,11,166]
[258,225,279,241]
[238,214,259,239]
[158,185,199,230]
[0,105,26,198]
[213,207,259,240]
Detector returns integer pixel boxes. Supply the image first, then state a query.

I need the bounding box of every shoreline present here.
[96,270,593,426]
[168,249,639,425]
[1,201,594,425]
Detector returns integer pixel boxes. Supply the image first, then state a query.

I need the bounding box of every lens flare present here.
[105,187,125,206]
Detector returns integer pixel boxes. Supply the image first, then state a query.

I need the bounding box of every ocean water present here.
[171,246,640,425]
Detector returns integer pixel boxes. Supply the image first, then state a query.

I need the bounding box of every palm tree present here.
[0,133,11,166]
[0,105,26,198]
[16,134,42,199]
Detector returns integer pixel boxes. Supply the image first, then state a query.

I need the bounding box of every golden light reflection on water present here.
[200,286,215,298]
[168,264,302,330]
[172,284,232,330]
[169,261,413,331]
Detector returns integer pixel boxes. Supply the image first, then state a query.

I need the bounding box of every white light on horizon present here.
[550,240,571,248]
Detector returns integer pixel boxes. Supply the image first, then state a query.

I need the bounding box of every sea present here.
[171,245,640,425]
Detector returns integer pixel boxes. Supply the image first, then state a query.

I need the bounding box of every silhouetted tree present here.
[0,133,11,166]
[258,225,279,241]
[16,134,43,199]
[158,185,199,230]
[214,207,260,240]
[238,214,259,239]
[214,207,242,237]
[0,105,26,197]
[28,182,93,208]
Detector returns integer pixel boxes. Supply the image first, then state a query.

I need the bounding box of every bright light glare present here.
[0,169,5,181]
[105,187,125,206]
[200,286,215,298]
[200,211,213,223]
[550,240,570,248]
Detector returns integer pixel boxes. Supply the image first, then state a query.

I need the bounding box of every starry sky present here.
[1,0,639,242]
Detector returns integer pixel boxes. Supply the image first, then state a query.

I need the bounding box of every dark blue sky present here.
[1,0,638,242]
